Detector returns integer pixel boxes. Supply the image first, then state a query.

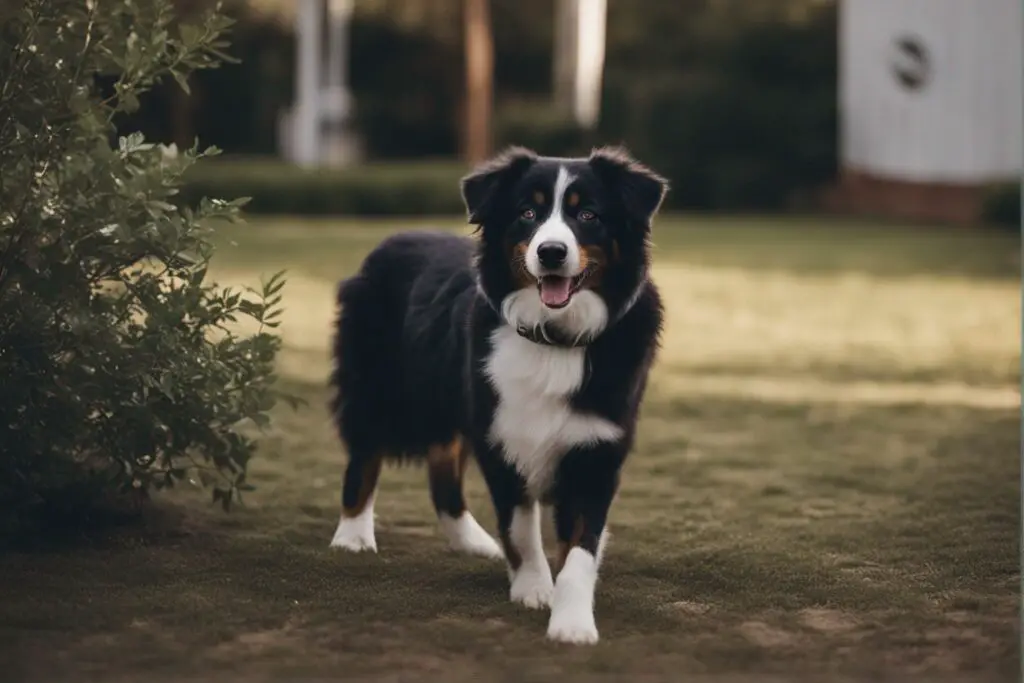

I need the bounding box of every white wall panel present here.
[840,0,1022,183]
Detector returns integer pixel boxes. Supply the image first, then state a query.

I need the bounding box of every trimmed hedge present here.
[180,157,470,215]
[980,183,1020,229]
[494,100,597,158]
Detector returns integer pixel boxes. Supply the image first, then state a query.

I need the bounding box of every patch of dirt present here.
[737,621,799,648]
[799,608,860,634]
[666,600,714,616]
[208,618,308,658]
[923,626,996,648]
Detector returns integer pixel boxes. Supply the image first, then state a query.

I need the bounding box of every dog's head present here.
[461,146,668,343]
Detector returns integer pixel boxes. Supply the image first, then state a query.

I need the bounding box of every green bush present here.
[625,74,836,211]
[349,17,462,159]
[494,100,596,158]
[101,0,295,156]
[981,183,1020,228]
[600,3,839,211]
[0,0,293,521]
[180,157,470,216]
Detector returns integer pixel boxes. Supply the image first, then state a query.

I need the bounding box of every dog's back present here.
[328,229,503,557]
[330,230,476,460]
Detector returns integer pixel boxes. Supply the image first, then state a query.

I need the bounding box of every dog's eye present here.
[521,208,536,221]
[578,210,595,222]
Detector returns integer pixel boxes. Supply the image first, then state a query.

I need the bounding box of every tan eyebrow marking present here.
[567,191,580,207]
[533,190,545,205]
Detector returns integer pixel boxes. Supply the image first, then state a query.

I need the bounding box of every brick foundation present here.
[821,168,985,225]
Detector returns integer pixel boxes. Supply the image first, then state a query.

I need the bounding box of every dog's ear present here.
[460,146,538,225]
[588,146,669,228]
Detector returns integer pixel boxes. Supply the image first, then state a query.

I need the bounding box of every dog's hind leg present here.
[428,435,503,559]
[330,449,384,552]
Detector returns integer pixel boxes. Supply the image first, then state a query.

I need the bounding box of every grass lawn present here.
[1,215,1019,682]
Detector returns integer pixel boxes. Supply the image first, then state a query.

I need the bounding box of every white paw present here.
[509,564,555,609]
[546,546,599,644]
[329,513,377,553]
[456,531,504,559]
[439,512,504,560]
[546,609,599,644]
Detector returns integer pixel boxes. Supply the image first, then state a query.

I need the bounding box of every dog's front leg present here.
[506,500,555,608]
[547,451,620,645]
[475,451,554,608]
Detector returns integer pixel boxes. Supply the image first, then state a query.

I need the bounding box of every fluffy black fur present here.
[329,146,668,638]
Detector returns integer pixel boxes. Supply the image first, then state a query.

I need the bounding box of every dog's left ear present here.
[460,146,538,225]
[588,146,669,227]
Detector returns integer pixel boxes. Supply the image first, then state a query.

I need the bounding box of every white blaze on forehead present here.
[525,166,581,278]
[551,164,574,211]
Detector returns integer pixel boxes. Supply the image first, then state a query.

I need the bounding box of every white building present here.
[836,0,1022,223]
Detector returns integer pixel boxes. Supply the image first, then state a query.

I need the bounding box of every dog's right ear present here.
[460,146,538,225]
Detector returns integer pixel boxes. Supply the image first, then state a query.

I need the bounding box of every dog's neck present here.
[512,321,591,348]
[477,281,648,350]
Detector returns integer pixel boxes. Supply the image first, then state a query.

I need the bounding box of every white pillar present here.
[325,0,352,94]
[574,0,606,129]
[293,0,323,168]
[322,0,358,167]
[554,0,607,129]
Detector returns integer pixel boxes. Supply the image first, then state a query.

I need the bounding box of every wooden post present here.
[463,0,493,163]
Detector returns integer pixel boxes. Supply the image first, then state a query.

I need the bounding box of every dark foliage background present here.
[116,0,839,212]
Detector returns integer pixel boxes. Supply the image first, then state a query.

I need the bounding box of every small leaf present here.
[179,23,203,46]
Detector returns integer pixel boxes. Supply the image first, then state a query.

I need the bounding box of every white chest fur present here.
[482,325,624,497]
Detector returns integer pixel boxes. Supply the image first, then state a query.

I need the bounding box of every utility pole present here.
[463,0,494,163]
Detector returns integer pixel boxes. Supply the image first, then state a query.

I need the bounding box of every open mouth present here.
[537,272,589,309]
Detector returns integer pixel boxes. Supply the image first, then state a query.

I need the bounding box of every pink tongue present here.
[539,277,572,307]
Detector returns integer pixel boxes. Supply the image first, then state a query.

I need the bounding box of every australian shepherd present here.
[327,146,668,644]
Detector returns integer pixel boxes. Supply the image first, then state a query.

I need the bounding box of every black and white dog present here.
[328,146,668,644]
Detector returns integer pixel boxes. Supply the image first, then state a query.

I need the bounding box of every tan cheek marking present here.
[579,244,607,289]
[511,241,534,288]
[567,192,580,208]
[611,239,620,262]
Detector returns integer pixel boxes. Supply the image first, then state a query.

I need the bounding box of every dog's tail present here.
[328,269,407,454]
[335,275,356,307]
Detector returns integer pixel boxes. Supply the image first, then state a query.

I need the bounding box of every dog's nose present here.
[537,241,568,269]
